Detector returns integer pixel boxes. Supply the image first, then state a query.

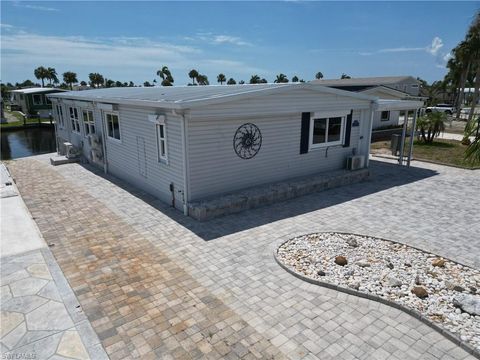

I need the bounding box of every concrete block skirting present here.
[188,168,370,221]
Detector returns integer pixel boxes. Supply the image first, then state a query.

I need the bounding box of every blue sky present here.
[1,1,479,86]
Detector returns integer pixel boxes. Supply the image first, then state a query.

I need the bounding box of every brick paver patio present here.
[6,156,479,359]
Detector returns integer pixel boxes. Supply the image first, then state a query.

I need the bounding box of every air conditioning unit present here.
[346,155,365,170]
[64,142,80,159]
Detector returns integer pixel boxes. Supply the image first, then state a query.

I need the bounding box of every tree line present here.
[3,66,351,92]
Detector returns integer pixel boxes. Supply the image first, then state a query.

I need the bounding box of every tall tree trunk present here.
[456,61,471,118]
[41,78,44,87]
[467,63,480,125]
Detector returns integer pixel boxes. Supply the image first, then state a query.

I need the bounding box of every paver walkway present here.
[7,159,286,360]
[7,156,480,359]
[1,163,105,360]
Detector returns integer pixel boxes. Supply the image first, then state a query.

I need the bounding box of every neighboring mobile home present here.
[311,77,425,129]
[48,84,422,219]
[10,88,66,118]
[311,76,421,96]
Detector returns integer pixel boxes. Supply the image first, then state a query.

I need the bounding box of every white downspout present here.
[398,110,409,166]
[365,101,376,167]
[407,109,418,167]
[174,109,189,216]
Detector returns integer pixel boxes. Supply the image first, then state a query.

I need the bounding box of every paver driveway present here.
[7,155,480,359]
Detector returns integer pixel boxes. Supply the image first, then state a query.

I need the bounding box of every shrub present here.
[416,112,446,143]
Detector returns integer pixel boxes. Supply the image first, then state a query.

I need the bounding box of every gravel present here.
[276,232,480,352]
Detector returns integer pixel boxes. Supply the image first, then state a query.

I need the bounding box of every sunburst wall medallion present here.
[233,123,262,159]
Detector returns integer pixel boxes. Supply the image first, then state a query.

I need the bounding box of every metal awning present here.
[376,99,424,111]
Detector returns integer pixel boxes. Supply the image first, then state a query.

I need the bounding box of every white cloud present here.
[1,29,266,84]
[443,52,453,62]
[212,35,251,46]
[187,32,252,47]
[359,36,445,57]
[426,36,443,55]
[13,2,59,12]
[378,47,425,53]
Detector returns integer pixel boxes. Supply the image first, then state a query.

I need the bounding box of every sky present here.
[1,1,479,86]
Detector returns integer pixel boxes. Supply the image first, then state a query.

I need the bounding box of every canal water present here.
[1,128,57,160]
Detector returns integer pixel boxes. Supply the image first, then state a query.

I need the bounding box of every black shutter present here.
[300,112,310,154]
[343,110,353,148]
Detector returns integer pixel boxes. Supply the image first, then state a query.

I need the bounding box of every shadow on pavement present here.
[80,160,438,241]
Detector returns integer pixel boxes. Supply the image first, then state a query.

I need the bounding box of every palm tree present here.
[88,73,105,88]
[227,78,236,85]
[315,72,324,80]
[239,80,245,85]
[259,78,268,83]
[274,74,289,83]
[197,74,209,85]
[341,73,351,79]
[292,76,299,83]
[46,67,58,85]
[34,66,49,87]
[188,69,199,85]
[249,75,260,84]
[217,73,226,85]
[416,112,446,143]
[157,66,174,86]
[62,71,78,90]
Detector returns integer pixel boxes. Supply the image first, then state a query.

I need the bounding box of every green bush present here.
[416,112,446,143]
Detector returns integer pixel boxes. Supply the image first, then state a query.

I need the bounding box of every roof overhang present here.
[375,99,424,111]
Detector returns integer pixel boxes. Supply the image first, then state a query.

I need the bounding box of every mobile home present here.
[48,84,422,219]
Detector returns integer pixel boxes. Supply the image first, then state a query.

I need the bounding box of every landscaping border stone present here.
[273,232,480,359]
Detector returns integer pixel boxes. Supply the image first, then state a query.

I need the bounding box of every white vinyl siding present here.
[104,106,185,210]
[187,110,363,200]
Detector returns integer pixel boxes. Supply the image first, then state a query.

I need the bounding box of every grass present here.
[1,110,49,128]
[371,138,480,169]
[0,119,46,128]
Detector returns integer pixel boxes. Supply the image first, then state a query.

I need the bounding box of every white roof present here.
[310,76,418,87]
[47,83,376,110]
[11,87,66,94]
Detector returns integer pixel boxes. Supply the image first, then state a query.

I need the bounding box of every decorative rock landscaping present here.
[276,232,480,353]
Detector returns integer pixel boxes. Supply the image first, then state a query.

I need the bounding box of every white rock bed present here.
[277,232,480,352]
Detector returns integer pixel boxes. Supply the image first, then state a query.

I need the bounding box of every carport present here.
[376,99,424,167]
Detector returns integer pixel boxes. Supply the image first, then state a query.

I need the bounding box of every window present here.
[105,112,121,140]
[411,84,419,88]
[310,116,345,148]
[56,104,65,128]
[45,97,51,104]
[82,110,95,136]
[156,123,168,162]
[381,111,390,121]
[33,94,43,105]
[69,107,80,133]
